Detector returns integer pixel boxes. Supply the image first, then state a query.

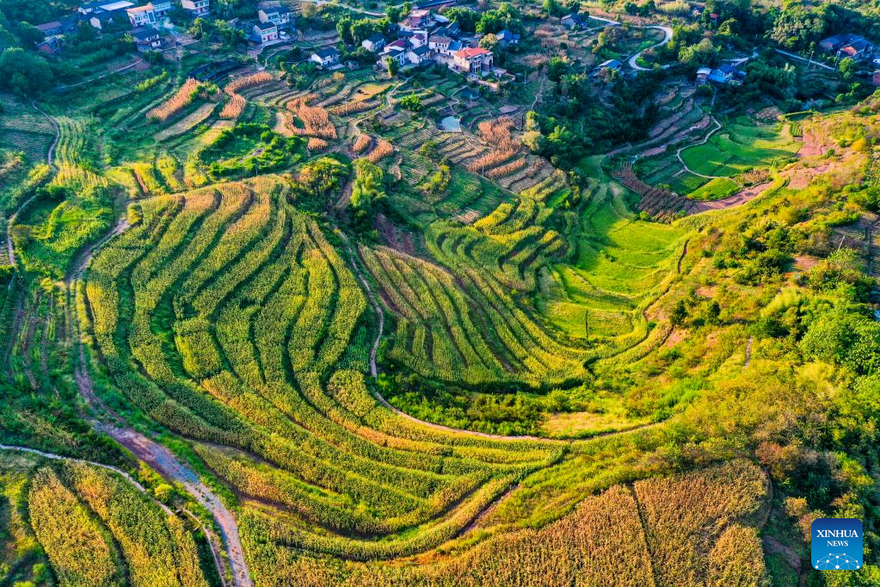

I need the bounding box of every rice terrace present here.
[1,0,880,585]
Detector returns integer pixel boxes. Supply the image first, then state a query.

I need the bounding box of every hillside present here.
[2,0,880,585]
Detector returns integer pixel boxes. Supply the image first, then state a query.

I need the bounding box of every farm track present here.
[64,208,252,587]
[676,117,727,180]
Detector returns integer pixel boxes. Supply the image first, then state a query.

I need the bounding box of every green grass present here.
[681,118,800,177]
[689,177,740,201]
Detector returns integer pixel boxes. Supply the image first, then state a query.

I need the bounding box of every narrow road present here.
[303,0,385,16]
[675,117,726,179]
[628,25,673,71]
[53,58,144,92]
[65,212,252,587]
[774,49,836,71]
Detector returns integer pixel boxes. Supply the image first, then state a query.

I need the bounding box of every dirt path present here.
[305,0,384,16]
[65,213,252,587]
[692,180,775,213]
[32,101,60,169]
[0,443,174,515]
[53,58,144,92]
[675,117,726,179]
[6,104,59,267]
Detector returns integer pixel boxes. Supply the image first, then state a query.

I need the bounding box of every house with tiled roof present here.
[451,46,493,74]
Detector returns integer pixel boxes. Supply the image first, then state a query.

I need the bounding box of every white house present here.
[151,0,171,16]
[311,46,340,68]
[429,34,453,55]
[78,0,133,15]
[126,4,156,27]
[132,26,163,51]
[181,0,210,16]
[252,21,278,44]
[406,44,431,66]
[259,6,291,26]
[362,34,385,53]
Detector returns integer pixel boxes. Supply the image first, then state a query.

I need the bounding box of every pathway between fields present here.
[675,116,724,179]
[0,443,172,515]
[774,49,836,71]
[54,58,144,92]
[6,104,60,267]
[304,0,384,16]
[65,213,252,587]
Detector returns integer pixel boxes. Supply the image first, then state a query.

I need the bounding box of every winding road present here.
[65,211,252,587]
[628,25,674,72]
[303,0,384,16]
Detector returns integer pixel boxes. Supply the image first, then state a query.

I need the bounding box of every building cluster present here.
[239,5,294,46]
[34,0,214,54]
[343,7,516,85]
[818,34,875,62]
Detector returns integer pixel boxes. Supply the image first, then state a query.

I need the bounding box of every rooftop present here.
[254,21,277,30]
[132,26,160,39]
[98,0,135,11]
[314,46,339,58]
[454,47,491,59]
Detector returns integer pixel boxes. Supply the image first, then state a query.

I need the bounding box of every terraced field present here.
[542,165,688,344]
[680,117,800,178]
[79,176,577,578]
[0,53,826,587]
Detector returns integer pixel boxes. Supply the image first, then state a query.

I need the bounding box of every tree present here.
[399,92,422,111]
[385,56,399,77]
[838,57,857,82]
[336,15,353,45]
[479,33,499,52]
[543,0,563,17]
[301,1,317,19]
[521,130,544,153]
[476,3,522,35]
[679,38,720,67]
[385,4,401,23]
[444,7,480,32]
[216,20,245,48]
[769,4,826,51]
[15,22,43,47]
[351,159,385,210]
[547,56,569,82]
[670,299,688,326]
[188,17,209,39]
[0,48,55,96]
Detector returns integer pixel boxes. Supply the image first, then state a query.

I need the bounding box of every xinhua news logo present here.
[811,518,863,571]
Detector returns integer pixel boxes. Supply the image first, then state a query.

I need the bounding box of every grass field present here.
[681,117,800,177]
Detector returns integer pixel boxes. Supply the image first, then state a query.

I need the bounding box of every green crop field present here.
[680,117,800,177]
